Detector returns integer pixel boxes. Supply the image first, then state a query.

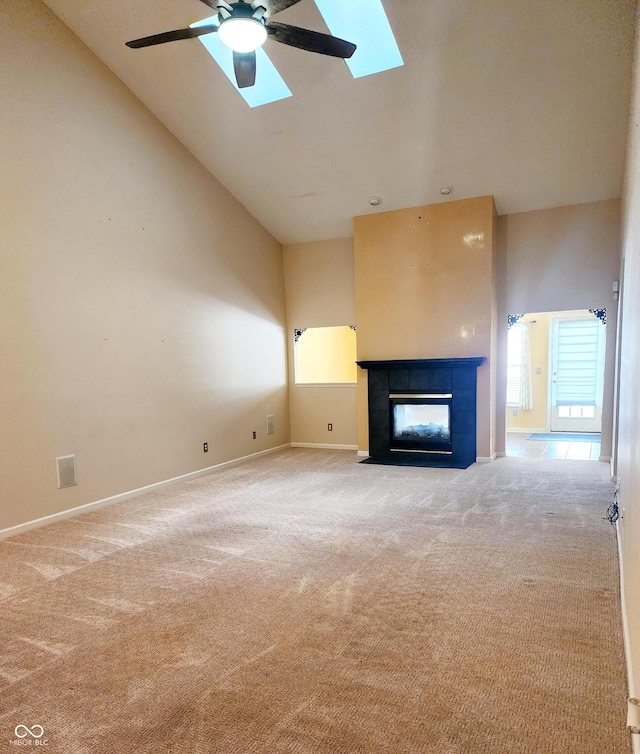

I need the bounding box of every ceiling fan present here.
[126,0,357,89]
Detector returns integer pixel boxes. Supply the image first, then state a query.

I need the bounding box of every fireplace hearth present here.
[356,357,486,469]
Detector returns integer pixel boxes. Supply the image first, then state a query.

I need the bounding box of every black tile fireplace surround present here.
[356,357,486,469]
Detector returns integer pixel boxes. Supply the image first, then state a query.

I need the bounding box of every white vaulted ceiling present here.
[43,0,635,244]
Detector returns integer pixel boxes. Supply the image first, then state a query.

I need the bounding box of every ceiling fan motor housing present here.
[217,1,268,23]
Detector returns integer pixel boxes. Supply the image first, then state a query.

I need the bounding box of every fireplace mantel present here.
[356,357,486,371]
[357,357,486,468]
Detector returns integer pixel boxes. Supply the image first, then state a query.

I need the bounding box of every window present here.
[294,326,357,385]
[192,16,292,108]
[557,405,596,419]
[313,0,403,79]
[506,322,523,406]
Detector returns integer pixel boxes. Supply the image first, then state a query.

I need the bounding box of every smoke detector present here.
[439,186,454,196]
[368,196,383,206]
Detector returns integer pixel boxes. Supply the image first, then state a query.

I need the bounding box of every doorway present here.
[506,308,606,458]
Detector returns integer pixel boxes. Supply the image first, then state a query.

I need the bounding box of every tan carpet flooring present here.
[0,450,630,753]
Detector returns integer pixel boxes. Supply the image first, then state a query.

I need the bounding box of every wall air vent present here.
[56,455,77,488]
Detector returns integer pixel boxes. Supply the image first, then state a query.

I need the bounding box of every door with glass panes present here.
[550,316,605,433]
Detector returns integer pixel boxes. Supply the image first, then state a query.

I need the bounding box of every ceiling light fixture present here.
[439,186,454,196]
[217,2,268,53]
[218,17,267,52]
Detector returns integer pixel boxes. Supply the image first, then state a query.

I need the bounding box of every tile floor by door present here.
[506,432,602,460]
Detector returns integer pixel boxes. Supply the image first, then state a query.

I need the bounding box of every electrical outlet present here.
[203,442,208,452]
[512,410,517,417]
[252,431,257,439]
[328,423,333,431]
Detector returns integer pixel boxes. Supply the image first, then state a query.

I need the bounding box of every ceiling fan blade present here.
[266,22,356,58]
[126,25,218,49]
[233,50,257,88]
[264,0,304,16]
[197,0,219,9]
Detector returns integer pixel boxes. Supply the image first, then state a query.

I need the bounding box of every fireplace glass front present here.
[390,394,453,452]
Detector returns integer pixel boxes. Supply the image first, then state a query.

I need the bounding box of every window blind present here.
[555,319,600,406]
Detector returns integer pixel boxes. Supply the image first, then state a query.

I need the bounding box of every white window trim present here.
[294,383,358,388]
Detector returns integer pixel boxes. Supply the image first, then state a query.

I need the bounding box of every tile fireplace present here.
[356,357,486,468]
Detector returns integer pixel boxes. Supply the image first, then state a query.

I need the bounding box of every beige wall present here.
[282,238,357,447]
[618,12,640,708]
[354,197,498,459]
[497,200,621,457]
[0,0,289,532]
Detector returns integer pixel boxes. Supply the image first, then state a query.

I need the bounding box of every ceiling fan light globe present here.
[218,18,267,52]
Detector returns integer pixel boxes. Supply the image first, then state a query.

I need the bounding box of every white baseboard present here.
[616,521,639,753]
[290,443,358,451]
[476,454,497,463]
[357,450,369,457]
[617,521,634,696]
[495,451,507,458]
[0,443,291,542]
[599,455,612,463]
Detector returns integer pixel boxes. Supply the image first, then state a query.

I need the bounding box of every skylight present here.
[313,0,403,79]
[191,0,402,107]
[191,15,292,108]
